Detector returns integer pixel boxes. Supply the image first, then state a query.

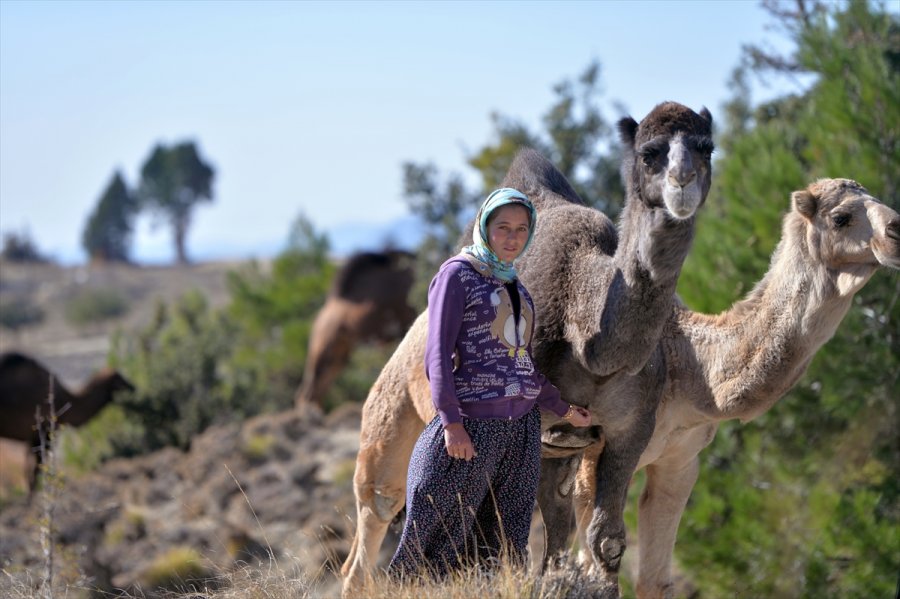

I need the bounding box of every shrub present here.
[141,546,214,592]
[110,292,243,455]
[64,287,129,325]
[0,297,44,330]
[1,230,48,263]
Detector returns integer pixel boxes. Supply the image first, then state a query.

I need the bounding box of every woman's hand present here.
[564,405,592,428]
[444,422,477,461]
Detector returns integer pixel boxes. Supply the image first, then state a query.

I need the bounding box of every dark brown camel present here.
[341,102,714,597]
[0,351,135,492]
[294,249,417,407]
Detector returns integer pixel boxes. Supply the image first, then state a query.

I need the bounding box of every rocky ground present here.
[0,259,405,597]
[0,402,397,598]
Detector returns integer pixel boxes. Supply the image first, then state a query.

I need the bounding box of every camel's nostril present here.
[886,219,900,241]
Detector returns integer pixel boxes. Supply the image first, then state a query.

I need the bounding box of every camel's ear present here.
[618,116,639,147]
[792,188,817,219]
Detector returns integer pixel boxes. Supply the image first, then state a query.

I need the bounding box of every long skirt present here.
[388,404,542,579]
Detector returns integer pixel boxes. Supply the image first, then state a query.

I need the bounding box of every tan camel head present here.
[789,178,900,295]
[618,101,714,220]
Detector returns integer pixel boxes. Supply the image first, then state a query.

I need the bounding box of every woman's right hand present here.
[444,423,477,461]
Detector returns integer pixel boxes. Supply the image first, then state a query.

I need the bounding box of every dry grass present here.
[2,557,604,599]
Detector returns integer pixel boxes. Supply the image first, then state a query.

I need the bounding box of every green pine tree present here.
[675,2,899,596]
[81,170,138,263]
[137,141,215,264]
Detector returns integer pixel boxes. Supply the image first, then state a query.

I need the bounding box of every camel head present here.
[790,178,900,296]
[618,101,714,220]
[85,368,135,398]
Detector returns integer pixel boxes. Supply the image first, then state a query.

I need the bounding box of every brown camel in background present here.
[294,249,417,407]
[341,101,715,597]
[568,179,900,598]
[0,351,135,492]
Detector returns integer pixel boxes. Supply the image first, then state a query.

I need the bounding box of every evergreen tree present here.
[81,171,137,263]
[675,2,899,596]
[225,213,336,409]
[137,141,215,264]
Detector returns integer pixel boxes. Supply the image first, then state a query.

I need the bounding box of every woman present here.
[389,187,592,579]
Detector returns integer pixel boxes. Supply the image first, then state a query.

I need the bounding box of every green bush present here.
[64,287,129,325]
[0,297,44,330]
[109,291,244,454]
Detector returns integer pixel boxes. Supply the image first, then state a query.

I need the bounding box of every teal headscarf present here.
[461,188,537,282]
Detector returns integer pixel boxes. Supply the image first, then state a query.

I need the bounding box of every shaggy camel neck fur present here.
[341,101,714,598]
[0,352,135,492]
[570,178,900,599]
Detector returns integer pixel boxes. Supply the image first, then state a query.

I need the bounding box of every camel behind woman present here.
[0,351,135,492]
[295,249,417,407]
[566,178,899,598]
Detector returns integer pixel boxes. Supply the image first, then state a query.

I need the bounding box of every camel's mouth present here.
[663,182,703,220]
[873,247,900,270]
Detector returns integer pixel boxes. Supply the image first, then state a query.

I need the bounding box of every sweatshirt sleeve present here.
[424,263,467,426]
[534,374,569,417]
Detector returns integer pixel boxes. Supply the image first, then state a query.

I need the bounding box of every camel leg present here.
[573,441,604,570]
[341,443,407,597]
[631,458,699,599]
[634,425,715,599]
[583,429,653,598]
[537,455,581,567]
[341,400,424,597]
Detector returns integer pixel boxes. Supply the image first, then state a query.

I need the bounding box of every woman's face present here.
[486,204,531,263]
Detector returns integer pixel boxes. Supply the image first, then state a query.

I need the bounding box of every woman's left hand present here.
[564,405,592,427]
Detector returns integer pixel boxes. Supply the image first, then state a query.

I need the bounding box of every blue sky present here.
[1,0,801,264]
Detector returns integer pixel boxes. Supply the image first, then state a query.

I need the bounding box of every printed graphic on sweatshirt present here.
[453,266,540,402]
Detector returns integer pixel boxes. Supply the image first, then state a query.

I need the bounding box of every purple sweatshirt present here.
[425,255,569,426]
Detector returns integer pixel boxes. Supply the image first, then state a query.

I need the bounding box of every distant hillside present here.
[0,259,240,387]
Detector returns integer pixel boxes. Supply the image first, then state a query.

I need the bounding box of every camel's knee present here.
[587,525,626,572]
[599,536,625,569]
[355,483,405,523]
[354,446,407,522]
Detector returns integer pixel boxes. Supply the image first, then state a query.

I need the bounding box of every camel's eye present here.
[694,138,715,160]
[639,141,667,167]
[831,213,851,228]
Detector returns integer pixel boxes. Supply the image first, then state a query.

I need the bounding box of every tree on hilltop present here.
[137,141,215,264]
[82,170,138,263]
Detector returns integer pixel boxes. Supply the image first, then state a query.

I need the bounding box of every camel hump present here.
[501,148,585,210]
[0,351,50,389]
[332,250,415,303]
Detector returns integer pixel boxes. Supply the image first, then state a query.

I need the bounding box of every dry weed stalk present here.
[35,375,58,599]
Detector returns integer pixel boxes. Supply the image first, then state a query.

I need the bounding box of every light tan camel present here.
[294,250,416,407]
[567,178,900,598]
[0,351,135,492]
[341,101,716,597]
